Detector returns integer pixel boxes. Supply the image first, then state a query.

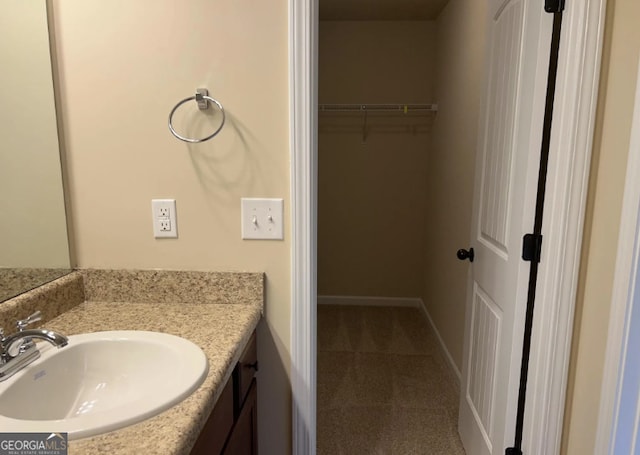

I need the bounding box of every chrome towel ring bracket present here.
[168,88,226,143]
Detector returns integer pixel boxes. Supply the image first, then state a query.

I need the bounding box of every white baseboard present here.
[417,299,462,388]
[317,294,462,388]
[317,295,423,307]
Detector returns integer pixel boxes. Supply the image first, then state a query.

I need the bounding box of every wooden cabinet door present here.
[191,379,234,455]
[223,379,258,455]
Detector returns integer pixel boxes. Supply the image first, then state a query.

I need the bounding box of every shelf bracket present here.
[361,108,368,143]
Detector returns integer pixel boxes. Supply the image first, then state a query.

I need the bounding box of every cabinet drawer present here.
[234,332,257,415]
[190,377,234,455]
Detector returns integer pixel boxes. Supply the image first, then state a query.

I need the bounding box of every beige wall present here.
[318,21,435,298]
[423,0,487,369]
[51,1,291,453]
[0,0,69,268]
[562,0,640,452]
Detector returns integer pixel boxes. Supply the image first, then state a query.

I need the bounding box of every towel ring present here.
[168,90,226,143]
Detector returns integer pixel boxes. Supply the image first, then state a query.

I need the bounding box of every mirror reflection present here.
[0,1,71,301]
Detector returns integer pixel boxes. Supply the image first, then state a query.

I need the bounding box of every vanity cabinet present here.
[191,332,258,455]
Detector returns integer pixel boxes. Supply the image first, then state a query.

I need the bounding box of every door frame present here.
[595,55,640,454]
[289,1,606,454]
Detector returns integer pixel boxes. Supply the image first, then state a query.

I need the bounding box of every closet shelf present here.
[319,103,436,143]
[318,103,438,113]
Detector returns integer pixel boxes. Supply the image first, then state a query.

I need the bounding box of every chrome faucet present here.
[0,311,68,381]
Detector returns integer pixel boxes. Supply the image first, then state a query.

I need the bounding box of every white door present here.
[458,1,555,454]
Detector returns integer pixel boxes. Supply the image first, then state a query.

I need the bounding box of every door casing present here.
[595,55,640,454]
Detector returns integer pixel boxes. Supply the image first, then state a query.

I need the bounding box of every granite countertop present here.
[0,270,264,455]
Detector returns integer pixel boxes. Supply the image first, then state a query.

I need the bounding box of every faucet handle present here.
[17,311,42,331]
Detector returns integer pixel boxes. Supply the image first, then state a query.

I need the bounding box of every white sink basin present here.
[0,330,208,439]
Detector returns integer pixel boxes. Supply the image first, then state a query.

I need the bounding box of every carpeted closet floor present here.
[317,304,466,455]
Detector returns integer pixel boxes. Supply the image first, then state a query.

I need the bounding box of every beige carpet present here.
[317,304,466,455]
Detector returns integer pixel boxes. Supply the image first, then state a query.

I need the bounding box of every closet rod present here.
[318,103,438,113]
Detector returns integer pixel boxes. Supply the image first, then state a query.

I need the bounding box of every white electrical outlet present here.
[152,199,178,238]
[241,198,284,240]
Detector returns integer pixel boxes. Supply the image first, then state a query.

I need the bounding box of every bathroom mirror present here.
[0,0,72,302]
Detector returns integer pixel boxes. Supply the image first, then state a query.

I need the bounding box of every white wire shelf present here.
[318,104,436,142]
[318,103,438,113]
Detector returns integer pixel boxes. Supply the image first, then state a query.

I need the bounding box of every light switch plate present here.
[241,198,284,240]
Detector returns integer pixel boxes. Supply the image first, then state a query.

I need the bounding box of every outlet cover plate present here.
[241,198,284,240]
[152,199,178,238]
